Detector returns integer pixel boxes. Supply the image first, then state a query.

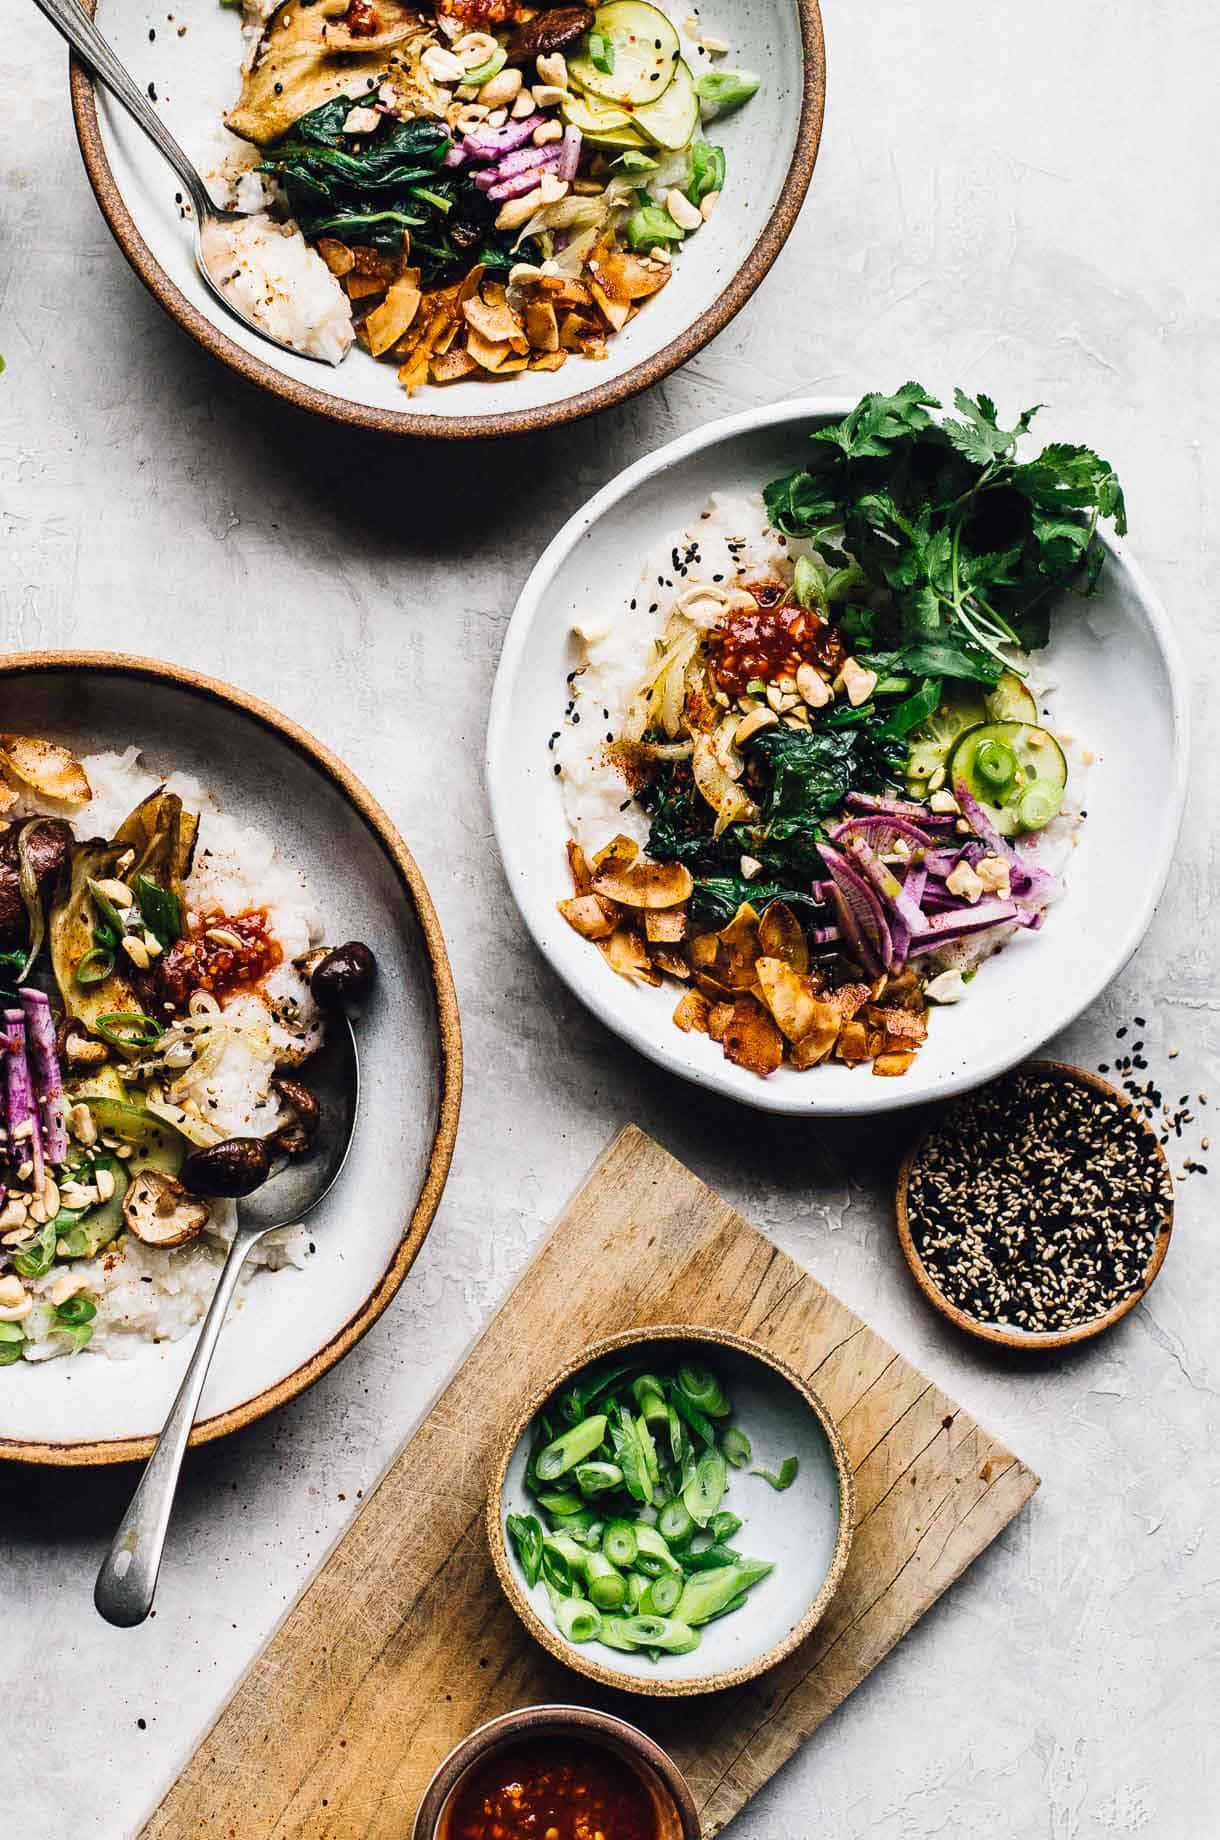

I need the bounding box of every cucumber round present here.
[568,1,681,107]
[631,57,699,150]
[562,92,651,147]
[948,720,1067,836]
[905,671,1038,784]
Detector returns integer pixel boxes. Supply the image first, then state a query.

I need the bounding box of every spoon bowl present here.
[94,1015,361,1628]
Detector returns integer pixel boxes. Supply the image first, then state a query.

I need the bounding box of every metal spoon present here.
[32,0,343,365]
[94,1015,360,1628]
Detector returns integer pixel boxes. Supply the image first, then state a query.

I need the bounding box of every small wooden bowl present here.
[487,1324,855,1698]
[411,1704,700,1840]
[895,1060,1174,1352]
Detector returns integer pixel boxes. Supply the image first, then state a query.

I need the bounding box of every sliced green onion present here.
[133,873,183,947]
[75,946,116,987]
[657,1496,695,1546]
[535,1413,607,1480]
[598,1615,642,1652]
[703,1590,750,1625]
[677,1363,730,1417]
[583,1551,628,1611]
[0,1324,23,1365]
[554,1596,602,1644]
[632,1523,681,1577]
[632,1373,668,1427]
[687,138,725,204]
[711,1509,743,1543]
[618,1614,700,1654]
[624,203,684,252]
[975,738,1016,789]
[640,1571,682,1617]
[675,1558,773,1625]
[588,29,615,73]
[721,1426,752,1469]
[753,1456,799,1492]
[683,1450,727,1527]
[613,150,660,174]
[575,1460,624,1497]
[1017,781,1061,829]
[11,1219,58,1280]
[625,1570,649,1611]
[93,1012,163,1051]
[694,69,759,116]
[506,1513,544,1588]
[536,1489,584,1516]
[87,877,126,949]
[602,1519,639,1569]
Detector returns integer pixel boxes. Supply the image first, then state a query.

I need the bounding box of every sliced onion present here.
[14,820,46,982]
[828,813,935,852]
[692,734,758,839]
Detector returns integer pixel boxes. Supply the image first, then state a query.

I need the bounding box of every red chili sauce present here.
[156,909,282,1011]
[443,1740,658,1840]
[344,0,380,34]
[709,580,845,697]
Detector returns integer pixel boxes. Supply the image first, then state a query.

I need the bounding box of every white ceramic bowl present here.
[0,653,461,1464]
[488,1327,854,1695]
[70,0,824,437]
[486,397,1189,1115]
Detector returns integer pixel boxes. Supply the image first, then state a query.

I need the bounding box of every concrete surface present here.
[2,1,1218,1835]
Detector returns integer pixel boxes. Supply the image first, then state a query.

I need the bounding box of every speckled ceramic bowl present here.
[0,652,461,1465]
[488,1325,854,1696]
[70,0,824,437]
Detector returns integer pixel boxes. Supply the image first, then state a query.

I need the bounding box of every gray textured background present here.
[3,1,1218,1835]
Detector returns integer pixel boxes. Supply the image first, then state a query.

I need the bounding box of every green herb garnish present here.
[753,1456,799,1492]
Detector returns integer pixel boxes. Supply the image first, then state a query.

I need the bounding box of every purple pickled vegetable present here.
[808,925,841,949]
[443,145,467,168]
[4,1009,43,1192]
[843,834,929,939]
[819,844,892,974]
[486,153,562,201]
[558,123,581,182]
[20,987,66,1166]
[829,812,936,853]
[906,899,1020,953]
[463,117,540,159]
[903,860,928,911]
[810,880,832,902]
[951,779,1012,859]
[845,791,948,823]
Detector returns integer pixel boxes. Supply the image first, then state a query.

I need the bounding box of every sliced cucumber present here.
[568,1,681,107]
[905,671,1038,786]
[631,58,699,150]
[86,1099,187,1171]
[985,670,1038,724]
[948,720,1067,836]
[562,92,652,148]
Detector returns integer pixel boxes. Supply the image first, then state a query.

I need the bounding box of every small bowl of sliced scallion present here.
[487,1326,854,1696]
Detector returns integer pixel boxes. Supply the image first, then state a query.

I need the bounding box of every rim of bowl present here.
[69,1,826,441]
[486,393,1191,1116]
[411,1704,702,1840]
[485,1322,856,1697]
[894,1059,1175,1351]
[0,649,463,1466]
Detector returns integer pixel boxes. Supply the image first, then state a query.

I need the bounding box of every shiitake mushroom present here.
[180,1136,272,1198]
[269,1076,320,1156]
[309,940,376,1007]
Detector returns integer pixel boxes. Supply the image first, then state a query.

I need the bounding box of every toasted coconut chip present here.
[592,859,692,910]
[458,263,487,305]
[524,297,560,351]
[695,970,737,1003]
[431,348,483,384]
[598,927,662,985]
[649,947,691,981]
[529,349,568,372]
[718,902,760,958]
[0,736,91,805]
[558,893,619,940]
[346,272,387,300]
[688,934,720,971]
[834,1020,874,1065]
[874,1050,916,1076]
[837,982,873,1024]
[868,1006,927,1047]
[673,989,710,1034]
[720,996,783,1078]
[758,901,808,974]
[588,246,672,303]
[0,783,15,814]
[707,1002,735,1043]
[363,273,422,358]
[463,325,515,372]
[589,280,630,332]
[644,907,687,944]
[567,839,593,895]
[591,833,639,873]
[317,238,355,277]
[788,1002,842,1069]
[463,289,527,348]
[539,275,594,307]
[755,957,819,1043]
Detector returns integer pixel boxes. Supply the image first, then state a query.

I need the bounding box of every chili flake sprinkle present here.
[904,1068,1173,1334]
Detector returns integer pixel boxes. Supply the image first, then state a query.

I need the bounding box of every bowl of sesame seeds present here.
[895,1061,1174,1349]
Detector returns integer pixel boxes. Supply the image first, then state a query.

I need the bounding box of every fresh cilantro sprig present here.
[764,385,1126,686]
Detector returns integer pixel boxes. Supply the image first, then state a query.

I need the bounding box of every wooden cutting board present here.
[143,1126,1038,1839]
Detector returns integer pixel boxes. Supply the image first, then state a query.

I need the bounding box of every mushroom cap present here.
[122,1169,210,1249]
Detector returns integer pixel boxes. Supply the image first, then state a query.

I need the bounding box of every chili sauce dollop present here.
[444,1739,657,1840]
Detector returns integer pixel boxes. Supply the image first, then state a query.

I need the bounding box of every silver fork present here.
[32,0,344,364]
[94,1015,361,1627]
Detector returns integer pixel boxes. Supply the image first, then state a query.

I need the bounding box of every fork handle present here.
[31,0,215,219]
[94,1228,257,1628]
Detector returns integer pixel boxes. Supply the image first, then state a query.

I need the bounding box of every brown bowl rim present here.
[410,1703,701,1840]
[894,1059,1174,1353]
[68,0,826,440]
[0,648,463,1466]
[486,1322,856,1697]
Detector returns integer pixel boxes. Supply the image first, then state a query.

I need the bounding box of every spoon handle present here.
[94,1228,257,1628]
[31,0,215,218]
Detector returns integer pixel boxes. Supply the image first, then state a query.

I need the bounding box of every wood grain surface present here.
[143,1126,1039,1840]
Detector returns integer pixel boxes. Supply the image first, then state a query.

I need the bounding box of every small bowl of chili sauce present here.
[412,1705,699,1840]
